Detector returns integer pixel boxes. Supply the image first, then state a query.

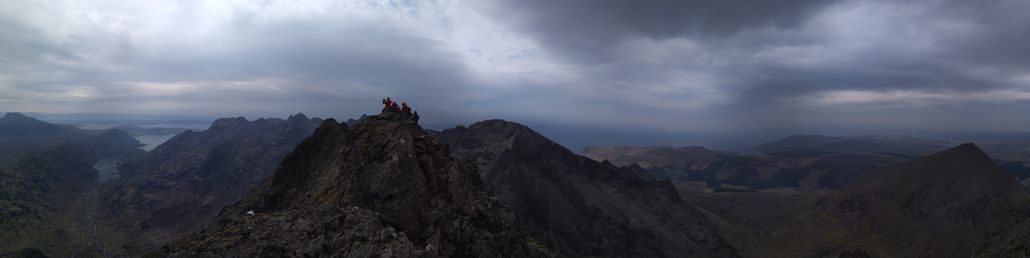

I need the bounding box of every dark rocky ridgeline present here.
[98,113,323,254]
[0,112,139,166]
[160,115,547,257]
[820,143,1030,257]
[0,112,74,140]
[435,119,738,257]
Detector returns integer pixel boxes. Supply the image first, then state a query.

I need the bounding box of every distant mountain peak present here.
[838,142,1019,196]
[470,119,533,132]
[2,112,30,120]
[822,142,1030,257]
[286,112,308,120]
[1,112,46,124]
[208,116,248,130]
[926,142,986,160]
[0,112,69,138]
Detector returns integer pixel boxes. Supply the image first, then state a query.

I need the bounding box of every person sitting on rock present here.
[382,97,394,113]
[401,102,411,115]
[412,110,420,123]
[391,102,400,113]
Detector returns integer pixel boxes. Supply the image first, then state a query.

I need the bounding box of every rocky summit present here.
[160,114,547,257]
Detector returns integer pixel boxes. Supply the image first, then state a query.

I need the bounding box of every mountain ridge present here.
[821,143,1030,257]
[96,113,324,255]
[437,119,737,257]
[161,115,547,256]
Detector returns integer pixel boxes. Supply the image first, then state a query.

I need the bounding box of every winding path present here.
[70,187,109,258]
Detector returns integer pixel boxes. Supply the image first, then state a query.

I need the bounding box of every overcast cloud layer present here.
[2,0,1030,148]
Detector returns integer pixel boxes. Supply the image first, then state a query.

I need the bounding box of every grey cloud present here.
[732,0,1030,105]
[0,4,481,122]
[3,0,1030,149]
[481,0,1030,103]
[476,0,839,62]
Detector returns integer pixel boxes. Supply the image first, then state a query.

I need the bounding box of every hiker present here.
[401,102,411,115]
[391,102,400,113]
[412,111,420,123]
[382,97,394,113]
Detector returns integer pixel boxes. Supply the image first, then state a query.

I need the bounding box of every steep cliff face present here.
[821,143,1030,257]
[162,115,546,257]
[436,119,738,257]
[98,113,323,254]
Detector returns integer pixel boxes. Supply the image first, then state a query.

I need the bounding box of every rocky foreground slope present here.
[160,115,548,256]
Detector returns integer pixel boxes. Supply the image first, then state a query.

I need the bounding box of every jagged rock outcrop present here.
[821,143,1030,257]
[161,115,546,257]
[436,119,738,257]
[98,113,323,254]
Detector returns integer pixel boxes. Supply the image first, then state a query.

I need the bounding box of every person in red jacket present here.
[382,97,394,113]
[401,102,411,115]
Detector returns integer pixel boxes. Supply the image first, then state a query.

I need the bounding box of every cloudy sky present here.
[2,0,1029,149]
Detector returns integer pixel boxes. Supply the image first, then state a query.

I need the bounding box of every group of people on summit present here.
[381,97,419,123]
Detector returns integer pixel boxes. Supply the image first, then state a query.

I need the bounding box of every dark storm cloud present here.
[477,0,840,62]
[730,0,1030,106]
[478,0,1030,116]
